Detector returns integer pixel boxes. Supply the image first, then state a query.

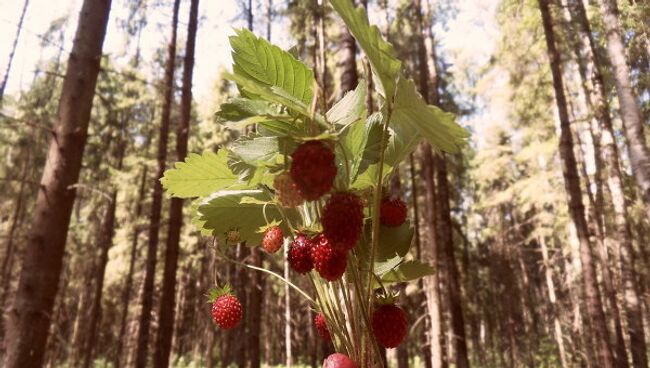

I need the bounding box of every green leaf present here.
[359,219,413,261]
[340,112,383,186]
[230,28,315,105]
[326,81,367,126]
[374,255,403,276]
[216,97,279,122]
[392,78,469,154]
[224,72,327,128]
[198,189,285,245]
[330,0,402,98]
[161,150,238,198]
[381,260,435,283]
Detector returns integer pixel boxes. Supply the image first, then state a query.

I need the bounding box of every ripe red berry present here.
[380,197,408,227]
[314,312,331,341]
[288,234,314,274]
[372,304,408,348]
[311,234,348,281]
[211,294,243,330]
[262,226,283,253]
[274,173,304,208]
[321,192,364,250]
[323,353,358,368]
[290,141,337,201]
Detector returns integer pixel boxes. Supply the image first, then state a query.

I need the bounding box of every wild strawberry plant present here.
[162,0,468,366]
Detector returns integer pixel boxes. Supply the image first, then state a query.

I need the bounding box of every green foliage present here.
[380,260,435,284]
[230,28,315,105]
[161,150,238,198]
[329,0,402,98]
[197,189,287,245]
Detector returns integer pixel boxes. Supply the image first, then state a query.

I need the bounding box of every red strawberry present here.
[288,234,314,274]
[274,173,304,208]
[314,312,331,341]
[311,234,347,281]
[321,192,364,250]
[371,304,408,348]
[323,353,358,368]
[290,141,337,201]
[380,197,408,227]
[210,290,243,330]
[262,226,283,253]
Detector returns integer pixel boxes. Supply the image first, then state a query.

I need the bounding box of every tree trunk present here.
[153,0,198,366]
[539,236,568,368]
[597,0,650,219]
[3,0,111,366]
[412,1,445,366]
[0,150,30,319]
[135,0,180,366]
[115,165,148,368]
[338,7,358,98]
[0,0,29,105]
[537,1,615,366]
[248,249,263,368]
[569,1,649,365]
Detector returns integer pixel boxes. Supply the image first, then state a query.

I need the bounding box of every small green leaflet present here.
[327,81,367,127]
[230,28,315,105]
[381,260,435,283]
[198,189,285,245]
[161,150,238,198]
[223,72,327,128]
[392,78,469,154]
[330,0,401,99]
[216,97,279,122]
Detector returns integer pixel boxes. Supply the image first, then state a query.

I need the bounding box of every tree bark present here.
[412,1,445,367]
[339,8,358,98]
[0,150,30,318]
[597,0,650,219]
[0,0,29,105]
[153,0,198,366]
[83,164,121,368]
[115,165,148,368]
[537,1,615,366]
[539,236,568,368]
[570,1,649,365]
[3,0,111,366]
[134,0,180,366]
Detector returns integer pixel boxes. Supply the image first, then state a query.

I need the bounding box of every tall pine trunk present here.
[135,0,180,366]
[115,165,148,368]
[83,140,124,368]
[413,1,444,367]
[3,0,112,366]
[597,0,650,219]
[570,1,649,365]
[154,0,199,366]
[537,1,615,366]
[0,0,29,105]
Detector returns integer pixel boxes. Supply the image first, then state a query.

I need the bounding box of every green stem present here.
[219,252,315,304]
[365,106,393,306]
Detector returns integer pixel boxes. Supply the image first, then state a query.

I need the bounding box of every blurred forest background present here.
[0,0,649,367]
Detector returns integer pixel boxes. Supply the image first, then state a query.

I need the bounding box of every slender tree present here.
[537,0,615,366]
[0,0,29,105]
[3,0,112,366]
[135,0,180,366]
[83,122,126,368]
[154,0,199,365]
[412,0,445,367]
[597,0,650,219]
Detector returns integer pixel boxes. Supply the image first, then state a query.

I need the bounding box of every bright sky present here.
[0,0,499,127]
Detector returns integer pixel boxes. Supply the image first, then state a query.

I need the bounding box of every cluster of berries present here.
[210,140,411,367]
[286,190,364,282]
[317,300,408,367]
